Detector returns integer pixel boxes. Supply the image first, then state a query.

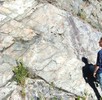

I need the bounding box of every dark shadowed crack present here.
[0,42,15,53]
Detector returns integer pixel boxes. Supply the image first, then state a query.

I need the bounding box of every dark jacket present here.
[96,49,102,74]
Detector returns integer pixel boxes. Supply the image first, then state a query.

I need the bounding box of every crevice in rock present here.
[0,42,15,53]
[28,69,84,98]
[0,67,84,99]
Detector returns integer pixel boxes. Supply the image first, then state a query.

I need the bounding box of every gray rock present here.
[0,0,102,100]
[0,63,14,87]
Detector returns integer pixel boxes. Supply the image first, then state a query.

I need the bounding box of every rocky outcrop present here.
[43,0,102,32]
[0,0,102,99]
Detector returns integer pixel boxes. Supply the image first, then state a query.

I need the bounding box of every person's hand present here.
[93,72,96,78]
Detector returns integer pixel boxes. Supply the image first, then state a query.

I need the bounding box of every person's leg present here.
[97,73,102,90]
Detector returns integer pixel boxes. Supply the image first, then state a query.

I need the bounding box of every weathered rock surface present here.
[41,0,102,31]
[7,78,76,100]
[0,0,102,100]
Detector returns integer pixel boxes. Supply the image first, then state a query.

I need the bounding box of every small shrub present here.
[13,61,29,86]
[77,9,86,20]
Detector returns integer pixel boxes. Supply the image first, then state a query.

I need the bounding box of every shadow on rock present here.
[82,57,101,100]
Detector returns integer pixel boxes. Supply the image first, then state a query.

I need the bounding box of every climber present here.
[93,37,102,90]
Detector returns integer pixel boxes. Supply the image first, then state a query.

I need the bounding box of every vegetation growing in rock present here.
[13,61,29,86]
[75,96,86,100]
[77,9,86,20]
[13,60,29,97]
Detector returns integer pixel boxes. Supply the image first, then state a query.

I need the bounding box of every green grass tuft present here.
[13,61,29,86]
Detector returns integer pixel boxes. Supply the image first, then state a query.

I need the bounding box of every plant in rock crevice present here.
[13,60,29,86]
[13,60,29,97]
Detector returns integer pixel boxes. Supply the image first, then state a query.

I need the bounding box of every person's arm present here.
[93,65,99,77]
[93,52,100,77]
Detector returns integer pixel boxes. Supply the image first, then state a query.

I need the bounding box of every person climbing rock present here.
[93,37,102,90]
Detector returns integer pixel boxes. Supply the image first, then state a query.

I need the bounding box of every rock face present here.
[46,0,102,31]
[0,0,102,100]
